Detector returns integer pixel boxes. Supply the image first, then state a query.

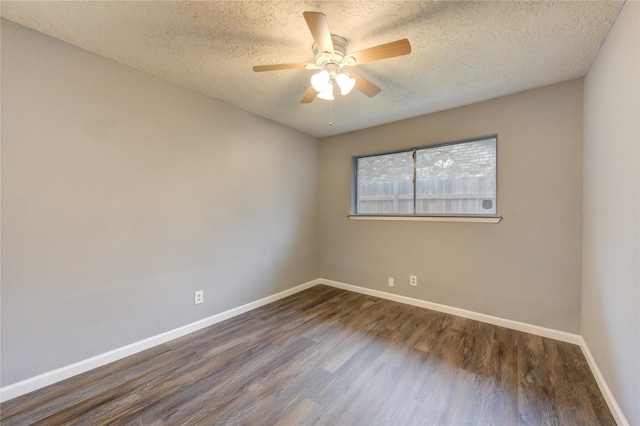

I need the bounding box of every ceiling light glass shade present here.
[317,82,335,100]
[311,70,330,92]
[336,72,356,95]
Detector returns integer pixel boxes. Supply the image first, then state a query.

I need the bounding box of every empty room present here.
[1,1,638,425]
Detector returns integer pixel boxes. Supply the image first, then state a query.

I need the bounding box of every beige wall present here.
[582,2,639,424]
[1,20,319,386]
[319,79,584,333]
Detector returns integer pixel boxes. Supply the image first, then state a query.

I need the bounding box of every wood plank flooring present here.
[1,285,615,425]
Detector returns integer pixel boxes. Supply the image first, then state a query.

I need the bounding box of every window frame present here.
[350,134,501,222]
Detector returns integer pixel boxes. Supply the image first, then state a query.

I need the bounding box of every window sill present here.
[348,215,502,223]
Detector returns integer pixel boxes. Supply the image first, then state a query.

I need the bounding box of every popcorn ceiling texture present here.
[0,1,623,137]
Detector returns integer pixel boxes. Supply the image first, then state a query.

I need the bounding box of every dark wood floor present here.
[1,285,615,425]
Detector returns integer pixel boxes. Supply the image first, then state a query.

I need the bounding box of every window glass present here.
[415,138,496,215]
[353,136,497,216]
[356,151,414,214]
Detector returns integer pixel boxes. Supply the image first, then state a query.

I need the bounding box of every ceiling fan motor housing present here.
[312,35,353,76]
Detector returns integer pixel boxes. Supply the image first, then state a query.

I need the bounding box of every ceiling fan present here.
[253,11,411,103]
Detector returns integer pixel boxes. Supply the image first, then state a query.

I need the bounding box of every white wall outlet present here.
[388,277,394,287]
[194,290,204,304]
[410,275,417,286]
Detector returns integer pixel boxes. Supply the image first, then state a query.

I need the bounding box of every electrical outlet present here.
[194,290,204,305]
[388,277,394,287]
[410,275,417,286]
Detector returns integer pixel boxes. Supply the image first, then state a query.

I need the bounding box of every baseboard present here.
[319,278,582,345]
[578,337,630,426]
[0,278,321,403]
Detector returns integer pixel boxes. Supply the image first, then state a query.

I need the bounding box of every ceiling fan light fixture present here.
[336,72,356,95]
[311,70,330,92]
[317,82,335,100]
[254,12,411,105]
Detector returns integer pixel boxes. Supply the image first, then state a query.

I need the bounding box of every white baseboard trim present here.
[0,279,321,403]
[319,278,582,345]
[578,337,629,426]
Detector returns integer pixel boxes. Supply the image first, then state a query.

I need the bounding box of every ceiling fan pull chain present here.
[329,99,333,126]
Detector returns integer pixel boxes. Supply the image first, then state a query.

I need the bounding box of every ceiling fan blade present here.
[300,85,318,103]
[303,11,334,53]
[253,63,308,72]
[349,39,411,65]
[349,71,381,97]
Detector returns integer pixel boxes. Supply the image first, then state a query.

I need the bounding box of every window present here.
[352,136,497,217]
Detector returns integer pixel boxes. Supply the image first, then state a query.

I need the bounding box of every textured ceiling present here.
[1,1,624,137]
